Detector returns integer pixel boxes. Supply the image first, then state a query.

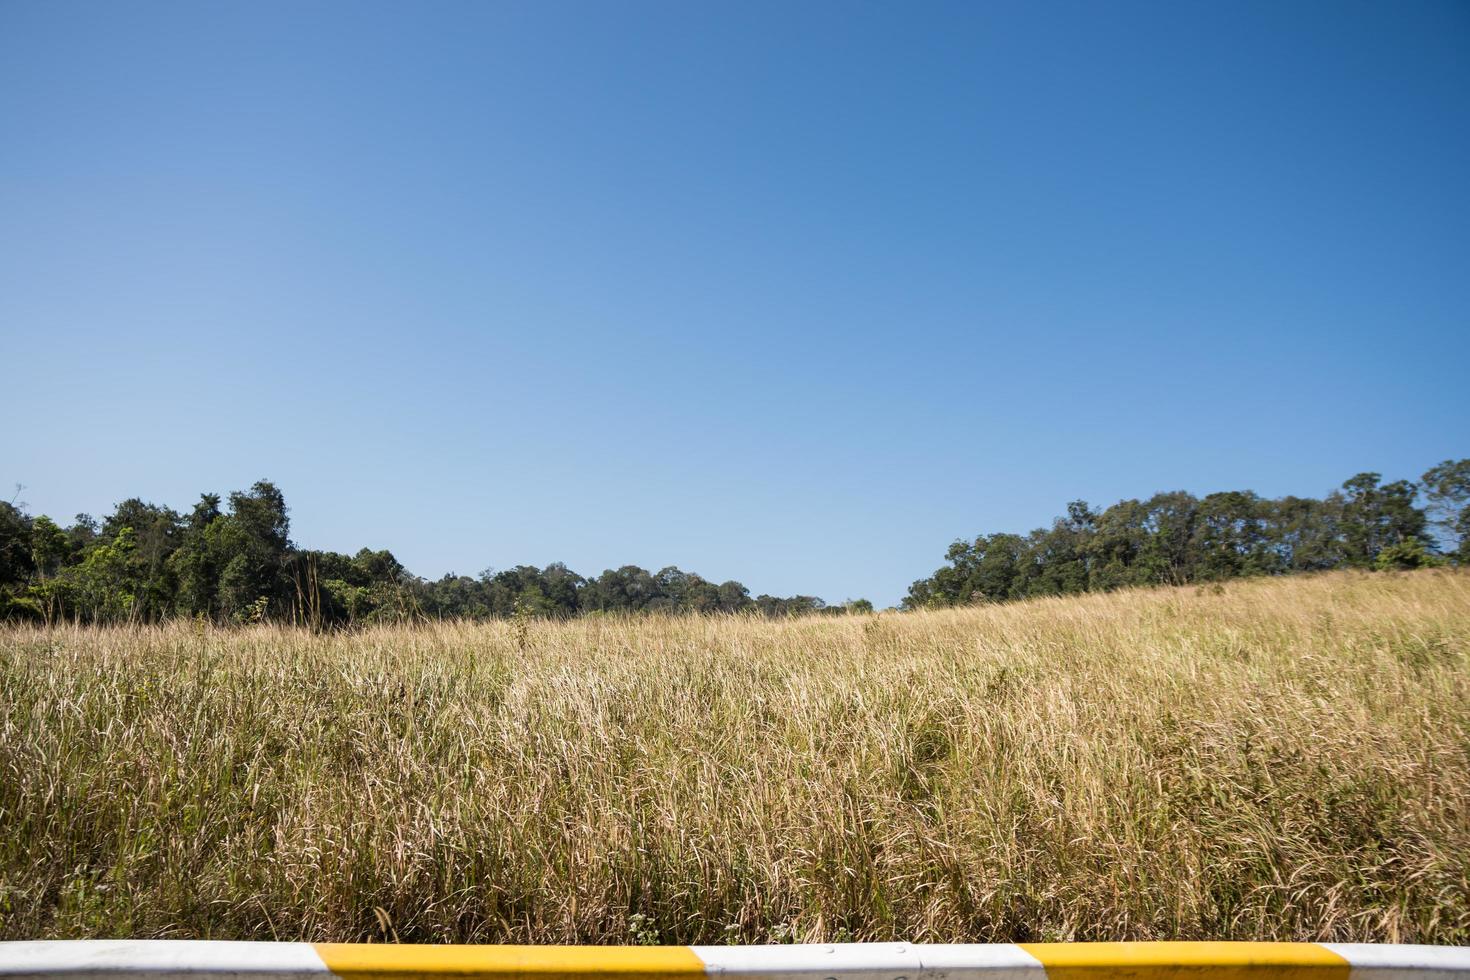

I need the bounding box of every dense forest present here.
[904,460,1470,609]
[1,460,1465,626]
[0,481,862,626]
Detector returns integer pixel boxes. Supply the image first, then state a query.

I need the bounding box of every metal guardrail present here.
[3,942,1469,980]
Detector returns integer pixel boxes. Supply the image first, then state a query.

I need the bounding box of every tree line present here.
[0,481,872,626]
[3,461,1464,626]
[904,460,1470,609]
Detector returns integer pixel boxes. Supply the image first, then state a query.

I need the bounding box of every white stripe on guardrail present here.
[693,942,1042,980]
[0,942,329,980]
[1324,946,1470,980]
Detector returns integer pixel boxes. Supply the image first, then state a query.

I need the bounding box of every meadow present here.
[1,570,1467,945]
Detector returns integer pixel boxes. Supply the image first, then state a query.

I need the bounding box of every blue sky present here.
[2,1,1467,607]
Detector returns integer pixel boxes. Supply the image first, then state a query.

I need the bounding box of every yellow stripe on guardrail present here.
[314,944,707,980]
[1020,943,1351,980]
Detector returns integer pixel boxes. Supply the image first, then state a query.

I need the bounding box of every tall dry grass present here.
[1,569,1467,944]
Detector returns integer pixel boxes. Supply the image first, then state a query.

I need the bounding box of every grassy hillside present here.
[1,570,1467,944]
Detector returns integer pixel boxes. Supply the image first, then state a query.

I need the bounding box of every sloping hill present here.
[2,570,1467,943]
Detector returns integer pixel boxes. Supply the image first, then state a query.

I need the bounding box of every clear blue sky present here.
[2,1,1466,607]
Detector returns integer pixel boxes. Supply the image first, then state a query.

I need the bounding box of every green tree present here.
[29,515,69,580]
[70,526,141,622]
[1373,538,1444,571]
[1191,491,1278,580]
[1340,473,1430,567]
[26,516,73,623]
[1267,494,1344,572]
[168,494,223,617]
[715,579,752,612]
[1088,499,1153,591]
[1421,459,1470,562]
[98,498,182,620]
[1021,502,1094,597]
[1138,491,1199,584]
[214,481,293,621]
[67,514,98,557]
[0,501,35,597]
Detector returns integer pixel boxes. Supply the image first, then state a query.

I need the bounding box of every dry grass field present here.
[1,569,1467,945]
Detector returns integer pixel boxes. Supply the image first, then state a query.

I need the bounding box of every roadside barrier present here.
[3,942,1469,980]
